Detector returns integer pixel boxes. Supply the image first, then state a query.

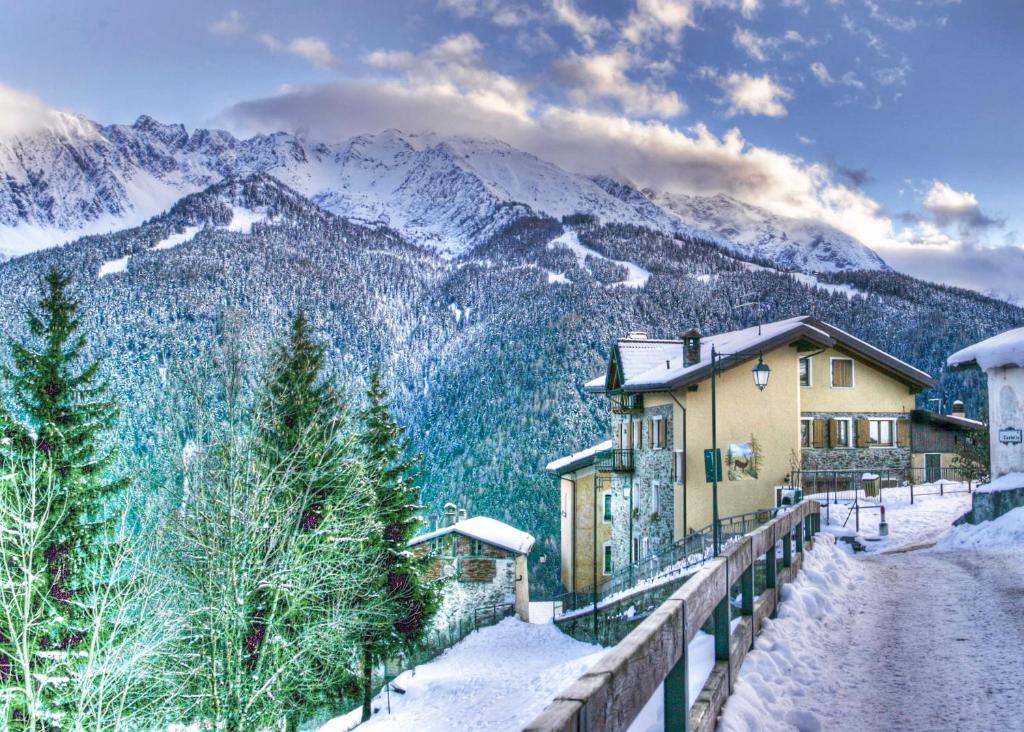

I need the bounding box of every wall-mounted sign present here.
[999,427,1023,445]
[704,448,722,483]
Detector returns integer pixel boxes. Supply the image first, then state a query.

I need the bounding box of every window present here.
[651,481,660,514]
[602,542,613,575]
[652,416,667,449]
[801,418,814,448]
[831,358,854,388]
[640,536,649,560]
[632,537,640,562]
[831,418,852,448]
[472,540,483,556]
[799,356,812,387]
[869,419,895,446]
[602,492,613,523]
[671,450,685,482]
[630,483,639,511]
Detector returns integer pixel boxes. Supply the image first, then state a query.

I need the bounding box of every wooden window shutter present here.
[855,418,870,448]
[812,418,826,448]
[658,418,667,448]
[897,419,911,448]
[648,418,654,448]
[828,419,839,448]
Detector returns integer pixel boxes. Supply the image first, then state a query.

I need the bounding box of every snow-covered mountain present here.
[0,113,887,272]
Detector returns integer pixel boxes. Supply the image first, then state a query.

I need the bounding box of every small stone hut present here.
[410,508,535,623]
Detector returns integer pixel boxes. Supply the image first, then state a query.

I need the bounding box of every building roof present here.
[947,326,1024,371]
[586,315,936,393]
[545,439,612,475]
[910,409,985,431]
[409,516,535,555]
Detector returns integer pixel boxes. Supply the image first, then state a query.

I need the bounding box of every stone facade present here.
[414,536,519,633]
[610,403,674,574]
[799,412,911,472]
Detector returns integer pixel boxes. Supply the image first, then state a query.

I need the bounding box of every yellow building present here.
[549,316,937,592]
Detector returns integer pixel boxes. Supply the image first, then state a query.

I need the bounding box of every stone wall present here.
[610,403,674,573]
[429,553,518,633]
[800,412,911,473]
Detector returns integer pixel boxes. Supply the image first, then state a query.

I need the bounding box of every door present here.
[925,453,941,483]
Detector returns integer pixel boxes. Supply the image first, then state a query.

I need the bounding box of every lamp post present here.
[710,345,771,556]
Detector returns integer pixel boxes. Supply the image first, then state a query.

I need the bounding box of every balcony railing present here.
[596,448,634,473]
[611,392,643,414]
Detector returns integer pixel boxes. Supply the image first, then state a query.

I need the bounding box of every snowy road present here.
[721,501,1024,732]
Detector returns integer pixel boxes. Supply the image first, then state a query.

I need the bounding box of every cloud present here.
[555,48,685,118]
[209,10,243,35]
[797,134,815,145]
[365,34,534,120]
[923,181,1002,233]
[438,0,535,26]
[550,0,611,49]
[701,69,792,117]
[874,57,911,86]
[0,84,84,138]
[837,166,873,188]
[864,0,918,31]
[733,27,770,61]
[810,61,834,85]
[259,34,339,69]
[622,0,703,46]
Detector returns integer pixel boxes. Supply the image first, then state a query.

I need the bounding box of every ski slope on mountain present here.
[0,113,889,273]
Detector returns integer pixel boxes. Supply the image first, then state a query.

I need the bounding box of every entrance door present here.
[924,453,941,483]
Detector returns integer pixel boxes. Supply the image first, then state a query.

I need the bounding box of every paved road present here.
[813,548,1024,730]
[720,541,1024,731]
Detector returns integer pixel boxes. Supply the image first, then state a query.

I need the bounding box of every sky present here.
[1,0,1022,299]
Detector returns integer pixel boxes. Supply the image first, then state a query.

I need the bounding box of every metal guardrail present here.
[554,509,776,620]
[792,467,977,506]
[596,448,634,473]
[401,603,514,669]
[527,500,822,732]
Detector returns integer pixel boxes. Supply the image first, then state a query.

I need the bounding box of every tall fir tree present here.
[252,312,379,730]
[359,371,440,721]
[0,268,124,730]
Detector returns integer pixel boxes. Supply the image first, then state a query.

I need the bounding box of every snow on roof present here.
[586,315,935,392]
[947,327,1024,371]
[410,515,536,555]
[545,439,612,474]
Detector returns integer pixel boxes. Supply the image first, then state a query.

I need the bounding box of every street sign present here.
[704,448,722,483]
[998,427,1023,445]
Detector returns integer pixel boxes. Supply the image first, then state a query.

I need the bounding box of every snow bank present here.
[719,536,864,731]
[935,506,1024,551]
[322,618,603,732]
[97,254,130,278]
[947,326,1024,370]
[548,231,651,289]
[976,472,1024,494]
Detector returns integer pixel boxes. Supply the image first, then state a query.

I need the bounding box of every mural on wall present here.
[728,436,763,481]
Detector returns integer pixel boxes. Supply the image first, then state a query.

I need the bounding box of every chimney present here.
[682,328,702,367]
[442,502,458,527]
[951,399,966,418]
[458,508,468,521]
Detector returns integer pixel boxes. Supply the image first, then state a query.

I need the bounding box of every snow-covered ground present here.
[720,493,1024,731]
[818,484,972,552]
[547,231,651,288]
[322,618,603,732]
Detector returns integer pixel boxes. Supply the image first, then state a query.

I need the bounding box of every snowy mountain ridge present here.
[0,113,886,272]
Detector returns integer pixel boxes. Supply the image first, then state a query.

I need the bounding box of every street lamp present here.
[710,345,771,556]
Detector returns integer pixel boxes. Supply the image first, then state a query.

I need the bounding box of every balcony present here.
[611,392,642,414]
[597,448,634,473]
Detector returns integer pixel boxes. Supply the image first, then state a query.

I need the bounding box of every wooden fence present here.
[524,499,822,732]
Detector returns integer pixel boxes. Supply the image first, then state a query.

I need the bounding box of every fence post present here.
[664,603,689,731]
[794,520,803,555]
[910,480,914,505]
[782,530,792,569]
[765,534,778,619]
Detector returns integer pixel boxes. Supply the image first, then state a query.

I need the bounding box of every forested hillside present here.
[0,174,1018,595]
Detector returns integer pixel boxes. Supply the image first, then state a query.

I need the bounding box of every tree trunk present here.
[361,647,373,722]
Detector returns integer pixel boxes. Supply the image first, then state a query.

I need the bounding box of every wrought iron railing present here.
[553,508,776,619]
[596,448,634,473]
[791,466,979,505]
[611,392,643,413]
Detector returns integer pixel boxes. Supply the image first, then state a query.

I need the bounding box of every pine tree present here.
[0,268,124,730]
[359,371,440,721]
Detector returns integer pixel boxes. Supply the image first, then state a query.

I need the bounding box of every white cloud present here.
[438,0,535,26]
[864,0,918,31]
[365,34,534,121]
[733,27,770,61]
[555,48,685,118]
[622,0,703,46]
[259,34,339,69]
[923,180,1001,232]
[703,70,793,117]
[810,61,834,85]
[797,134,815,145]
[0,83,87,138]
[209,10,243,35]
[739,0,762,19]
[550,0,611,49]
[874,58,911,86]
